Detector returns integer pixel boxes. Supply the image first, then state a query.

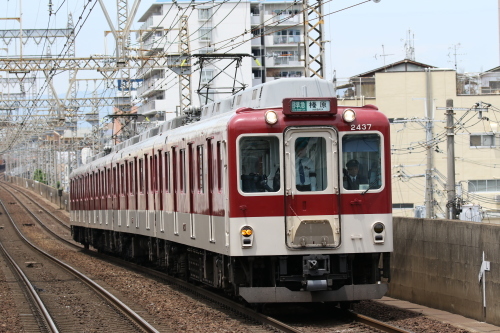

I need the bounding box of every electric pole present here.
[445,99,457,219]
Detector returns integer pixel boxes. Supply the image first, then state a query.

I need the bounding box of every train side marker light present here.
[372,222,385,244]
[342,109,356,123]
[265,110,278,125]
[241,226,254,248]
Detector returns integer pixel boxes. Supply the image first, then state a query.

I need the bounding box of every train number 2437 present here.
[350,124,372,130]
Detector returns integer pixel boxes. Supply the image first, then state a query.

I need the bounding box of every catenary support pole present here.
[446,99,457,219]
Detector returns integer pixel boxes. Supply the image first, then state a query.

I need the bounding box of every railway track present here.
[1,180,414,333]
[0,186,162,333]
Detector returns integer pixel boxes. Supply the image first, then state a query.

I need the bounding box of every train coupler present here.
[303,254,331,291]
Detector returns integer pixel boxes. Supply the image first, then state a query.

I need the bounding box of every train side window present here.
[180,149,186,193]
[197,145,204,193]
[151,155,156,193]
[107,168,111,197]
[128,161,134,195]
[165,152,171,192]
[120,164,125,195]
[342,133,382,191]
[216,141,222,191]
[239,136,280,193]
[139,158,144,194]
[145,155,150,195]
[102,170,106,197]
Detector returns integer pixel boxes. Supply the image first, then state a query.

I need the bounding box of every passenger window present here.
[239,136,280,193]
[342,133,382,191]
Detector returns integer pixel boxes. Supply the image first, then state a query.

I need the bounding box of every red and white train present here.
[70,78,392,304]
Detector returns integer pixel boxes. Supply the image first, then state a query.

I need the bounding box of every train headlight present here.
[371,222,385,244]
[241,226,254,248]
[342,109,356,123]
[373,222,384,233]
[265,110,278,125]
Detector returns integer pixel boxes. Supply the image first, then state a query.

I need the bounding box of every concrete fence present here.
[5,176,70,212]
[389,217,500,325]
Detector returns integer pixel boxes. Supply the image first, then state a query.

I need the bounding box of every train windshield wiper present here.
[361,183,375,195]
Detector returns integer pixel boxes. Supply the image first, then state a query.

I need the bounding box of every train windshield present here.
[294,136,327,192]
[342,133,382,191]
[239,136,280,193]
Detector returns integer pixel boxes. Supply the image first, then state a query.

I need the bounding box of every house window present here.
[273,29,300,44]
[274,50,298,65]
[199,27,212,41]
[198,8,212,20]
[468,179,500,192]
[470,134,496,147]
[252,69,263,78]
[201,69,214,84]
[392,203,414,209]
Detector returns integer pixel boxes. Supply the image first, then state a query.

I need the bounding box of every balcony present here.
[143,37,167,55]
[251,37,262,46]
[273,35,301,45]
[137,77,165,97]
[138,99,168,114]
[251,15,260,25]
[139,14,164,32]
[266,55,301,67]
[272,14,300,25]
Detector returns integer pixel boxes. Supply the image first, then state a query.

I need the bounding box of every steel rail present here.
[0,189,160,333]
[350,311,413,333]
[0,216,59,333]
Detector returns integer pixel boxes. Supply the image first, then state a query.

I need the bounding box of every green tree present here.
[33,169,47,184]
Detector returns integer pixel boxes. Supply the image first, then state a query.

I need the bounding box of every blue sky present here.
[0,0,498,83]
[325,0,499,79]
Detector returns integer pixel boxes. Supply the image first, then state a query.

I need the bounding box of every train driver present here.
[295,138,316,191]
[343,159,368,190]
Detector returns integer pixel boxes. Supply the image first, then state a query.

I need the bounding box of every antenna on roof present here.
[374,44,394,66]
[402,29,415,61]
[448,43,465,71]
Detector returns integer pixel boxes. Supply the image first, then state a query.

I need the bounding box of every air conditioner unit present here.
[494,195,500,203]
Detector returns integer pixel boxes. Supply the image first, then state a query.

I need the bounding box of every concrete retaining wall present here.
[389,217,499,325]
[5,176,70,212]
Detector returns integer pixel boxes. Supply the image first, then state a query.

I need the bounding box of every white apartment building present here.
[136,0,306,120]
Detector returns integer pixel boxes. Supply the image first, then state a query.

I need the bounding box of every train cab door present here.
[284,127,341,249]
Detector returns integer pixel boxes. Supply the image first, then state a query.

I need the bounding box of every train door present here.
[284,127,340,249]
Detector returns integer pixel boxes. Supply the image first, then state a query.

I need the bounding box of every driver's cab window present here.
[342,133,382,191]
[294,137,327,192]
[239,136,280,193]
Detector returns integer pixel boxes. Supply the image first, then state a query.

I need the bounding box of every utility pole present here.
[436,102,490,220]
[424,69,434,218]
[445,99,457,219]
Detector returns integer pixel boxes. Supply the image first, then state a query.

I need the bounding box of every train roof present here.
[74,78,335,177]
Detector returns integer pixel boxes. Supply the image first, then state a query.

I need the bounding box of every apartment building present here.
[136,0,305,120]
[336,60,500,222]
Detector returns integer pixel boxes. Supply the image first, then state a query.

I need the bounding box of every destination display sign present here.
[291,100,331,112]
[282,98,337,116]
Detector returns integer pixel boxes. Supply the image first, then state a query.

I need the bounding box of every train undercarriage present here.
[72,226,391,303]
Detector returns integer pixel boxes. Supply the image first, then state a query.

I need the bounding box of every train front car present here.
[226,79,392,304]
[69,78,391,306]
